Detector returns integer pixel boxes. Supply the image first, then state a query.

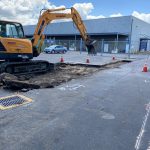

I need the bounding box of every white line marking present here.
[146,141,150,150]
[135,102,150,150]
[59,84,85,91]
[83,107,115,120]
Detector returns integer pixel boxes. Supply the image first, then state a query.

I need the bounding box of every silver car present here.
[44,45,68,54]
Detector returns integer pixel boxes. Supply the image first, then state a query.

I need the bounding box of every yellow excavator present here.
[0,7,95,74]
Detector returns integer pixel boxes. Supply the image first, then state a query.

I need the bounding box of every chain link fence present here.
[44,39,150,54]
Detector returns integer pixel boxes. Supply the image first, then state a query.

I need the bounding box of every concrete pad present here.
[34,51,136,65]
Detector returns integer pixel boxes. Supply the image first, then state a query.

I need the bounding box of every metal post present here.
[49,37,51,46]
[128,18,133,58]
[116,34,118,53]
[75,35,77,51]
[101,39,104,56]
[80,38,82,54]
[69,40,70,51]
[53,37,56,45]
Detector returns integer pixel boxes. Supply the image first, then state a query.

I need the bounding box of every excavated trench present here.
[0,60,131,91]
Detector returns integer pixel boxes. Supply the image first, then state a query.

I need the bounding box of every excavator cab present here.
[0,21,24,38]
[0,20,33,63]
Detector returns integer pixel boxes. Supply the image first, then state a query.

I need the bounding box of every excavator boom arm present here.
[32,7,92,56]
[71,7,88,42]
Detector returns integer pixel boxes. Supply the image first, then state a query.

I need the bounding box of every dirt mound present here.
[0,61,130,91]
[0,64,99,91]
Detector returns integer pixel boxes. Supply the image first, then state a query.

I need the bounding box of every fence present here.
[44,39,150,54]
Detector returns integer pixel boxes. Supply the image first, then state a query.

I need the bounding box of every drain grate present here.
[0,95,32,110]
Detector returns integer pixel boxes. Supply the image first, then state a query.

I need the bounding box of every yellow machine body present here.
[0,7,95,74]
[0,21,33,60]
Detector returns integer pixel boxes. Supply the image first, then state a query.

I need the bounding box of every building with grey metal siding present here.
[23,16,150,53]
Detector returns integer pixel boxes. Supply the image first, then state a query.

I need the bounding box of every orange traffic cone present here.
[86,58,90,63]
[112,56,115,60]
[60,56,64,63]
[142,64,148,72]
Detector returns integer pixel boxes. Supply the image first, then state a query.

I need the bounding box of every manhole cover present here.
[0,95,32,110]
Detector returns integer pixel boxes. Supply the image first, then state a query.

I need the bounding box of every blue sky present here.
[0,0,150,25]
[50,0,150,16]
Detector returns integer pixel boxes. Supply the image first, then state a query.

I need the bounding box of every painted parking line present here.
[135,102,150,150]
[147,143,150,150]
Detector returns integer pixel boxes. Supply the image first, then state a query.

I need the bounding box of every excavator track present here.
[0,60,54,75]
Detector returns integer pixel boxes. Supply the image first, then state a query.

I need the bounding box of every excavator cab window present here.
[0,23,6,37]
[0,21,24,38]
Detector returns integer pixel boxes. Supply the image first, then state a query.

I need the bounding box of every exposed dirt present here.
[0,61,130,91]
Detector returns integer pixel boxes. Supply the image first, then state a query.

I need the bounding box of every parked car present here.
[44,45,68,54]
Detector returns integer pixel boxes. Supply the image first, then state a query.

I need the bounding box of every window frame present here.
[0,21,24,38]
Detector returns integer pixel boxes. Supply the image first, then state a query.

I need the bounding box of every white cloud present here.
[87,15,105,19]
[0,0,65,25]
[132,11,150,23]
[110,13,123,17]
[0,1,106,25]
[73,3,105,20]
[1,1,150,26]
[73,3,93,19]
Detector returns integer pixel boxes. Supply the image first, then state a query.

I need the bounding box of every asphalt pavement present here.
[0,52,150,150]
